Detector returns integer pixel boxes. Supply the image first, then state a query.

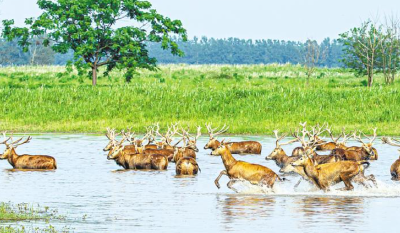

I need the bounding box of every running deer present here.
[291,128,376,191]
[265,130,299,168]
[204,123,262,154]
[382,137,400,181]
[0,135,57,170]
[176,157,200,175]
[213,140,284,192]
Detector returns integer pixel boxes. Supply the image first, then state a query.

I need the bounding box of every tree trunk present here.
[368,73,373,87]
[92,66,97,86]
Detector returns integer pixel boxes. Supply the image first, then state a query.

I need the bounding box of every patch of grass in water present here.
[0,203,70,233]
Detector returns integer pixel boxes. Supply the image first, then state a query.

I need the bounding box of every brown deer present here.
[108,141,168,170]
[180,126,201,152]
[176,157,200,175]
[123,128,158,150]
[0,135,57,170]
[291,147,305,157]
[315,128,342,151]
[265,130,299,168]
[135,144,175,162]
[292,150,376,191]
[173,146,196,163]
[154,123,180,150]
[332,129,378,161]
[382,137,400,181]
[213,140,284,192]
[350,129,378,160]
[291,125,376,191]
[204,123,262,155]
[293,125,339,165]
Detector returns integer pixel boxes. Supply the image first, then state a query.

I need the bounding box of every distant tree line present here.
[0,38,73,66]
[0,36,344,67]
[148,37,344,67]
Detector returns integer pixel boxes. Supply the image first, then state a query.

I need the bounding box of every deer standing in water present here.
[204,124,262,155]
[0,134,57,170]
[382,137,400,181]
[213,139,284,192]
[108,138,168,170]
[176,157,200,175]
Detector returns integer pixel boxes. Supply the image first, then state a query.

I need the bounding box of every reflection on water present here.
[295,197,364,231]
[0,135,399,233]
[220,195,276,219]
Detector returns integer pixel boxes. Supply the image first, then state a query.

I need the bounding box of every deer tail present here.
[278,175,289,182]
[359,161,370,170]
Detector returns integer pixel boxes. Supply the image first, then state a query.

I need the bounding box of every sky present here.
[0,0,399,42]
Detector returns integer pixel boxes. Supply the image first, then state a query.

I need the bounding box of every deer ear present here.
[221,139,225,144]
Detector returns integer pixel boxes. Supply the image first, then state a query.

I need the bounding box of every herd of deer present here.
[1,122,400,193]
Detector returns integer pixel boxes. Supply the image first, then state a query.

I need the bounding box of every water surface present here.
[0,135,399,232]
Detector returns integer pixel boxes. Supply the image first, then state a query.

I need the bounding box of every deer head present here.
[0,132,32,160]
[104,128,120,151]
[211,139,231,156]
[266,130,298,160]
[107,135,127,160]
[204,123,229,150]
[182,126,201,152]
[353,128,377,154]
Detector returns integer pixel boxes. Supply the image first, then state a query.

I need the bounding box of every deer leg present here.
[260,175,274,189]
[215,170,227,189]
[341,176,354,191]
[294,178,302,188]
[227,180,238,192]
[366,174,378,188]
[352,174,371,189]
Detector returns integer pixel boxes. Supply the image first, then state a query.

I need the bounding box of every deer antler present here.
[195,126,202,141]
[123,128,135,144]
[382,137,400,147]
[353,131,366,144]
[0,132,10,146]
[273,130,291,147]
[205,123,228,139]
[11,136,32,148]
[326,127,342,143]
[355,128,377,145]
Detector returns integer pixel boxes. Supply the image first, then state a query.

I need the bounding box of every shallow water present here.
[0,135,399,232]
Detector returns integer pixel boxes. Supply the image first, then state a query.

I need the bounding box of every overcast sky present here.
[1,0,399,42]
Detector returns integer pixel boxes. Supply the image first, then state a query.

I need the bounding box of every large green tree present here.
[2,0,187,85]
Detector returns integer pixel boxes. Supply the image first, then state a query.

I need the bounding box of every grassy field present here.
[0,64,398,135]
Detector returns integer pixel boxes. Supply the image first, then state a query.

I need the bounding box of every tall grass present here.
[0,64,398,135]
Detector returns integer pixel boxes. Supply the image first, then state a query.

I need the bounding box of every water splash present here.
[231,179,400,197]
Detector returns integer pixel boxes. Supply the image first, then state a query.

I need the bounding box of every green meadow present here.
[0,64,398,135]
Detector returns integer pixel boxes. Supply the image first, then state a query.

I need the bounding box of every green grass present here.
[0,203,69,233]
[0,64,399,135]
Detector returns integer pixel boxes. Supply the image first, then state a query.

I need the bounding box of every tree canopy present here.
[2,0,187,85]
